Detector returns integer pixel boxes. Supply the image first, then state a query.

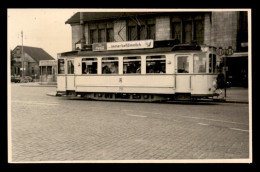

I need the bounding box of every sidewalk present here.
[20,82,57,87]
[215,87,249,104]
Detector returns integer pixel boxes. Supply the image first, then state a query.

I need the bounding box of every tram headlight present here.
[213,80,217,89]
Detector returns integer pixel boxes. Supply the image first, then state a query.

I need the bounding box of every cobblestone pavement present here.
[9,83,251,162]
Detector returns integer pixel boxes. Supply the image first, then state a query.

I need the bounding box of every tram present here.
[56,39,219,102]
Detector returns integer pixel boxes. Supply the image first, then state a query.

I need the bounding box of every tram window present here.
[67,60,74,74]
[102,57,118,74]
[82,58,97,74]
[177,56,189,73]
[193,54,206,73]
[146,55,166,74]
[123,56,141,74]
[209,54,217,73]
[58,59,64,74]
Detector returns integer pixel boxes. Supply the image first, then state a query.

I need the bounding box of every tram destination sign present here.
[93,40,154,51]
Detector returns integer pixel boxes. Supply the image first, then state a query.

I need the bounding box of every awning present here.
[227,52,248,57]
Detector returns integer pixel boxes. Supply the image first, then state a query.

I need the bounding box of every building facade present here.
[11,46,55,81]
[39,60,57,83]
[65,11,249,86]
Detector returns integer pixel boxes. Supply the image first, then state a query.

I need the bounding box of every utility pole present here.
[21,30,24,78]
[224,55,227,99]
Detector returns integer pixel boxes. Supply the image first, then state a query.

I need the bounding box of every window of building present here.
[47,66,52,75]
[98,29,106,42]
[31,67,34,75]
[107,28,114,42]
[147,24,155,40]
[194,20,204,45]
[139,25,146,40]
[183,21,192,44]
[171,17,204,44]
[193,54,206,73]
[90,29,98,44]
[177,56,189,73]
[82,58,98,74]
[16,66,20,75]
[209,54,217,73]
[42,66,47,75]
[58,59,65,74]
[128,26,137,41]
[146,55,166,74]
[127,18,156,41]
[102,57,118,74]
[123,56,141,74]
[89,24,114,44]
[67,60,74,74]
[172,22,181,40]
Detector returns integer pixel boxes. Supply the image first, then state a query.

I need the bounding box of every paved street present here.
[10,83,250,162]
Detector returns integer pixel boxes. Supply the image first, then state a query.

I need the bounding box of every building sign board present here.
[93,40,154,51]
[92,43,107,51]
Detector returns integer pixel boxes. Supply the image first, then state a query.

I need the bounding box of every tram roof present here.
[60,45,205,57]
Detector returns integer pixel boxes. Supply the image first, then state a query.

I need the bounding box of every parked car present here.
[21,76,33,83]
[11,75,21,83]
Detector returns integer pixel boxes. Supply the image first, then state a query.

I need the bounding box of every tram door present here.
[57,59,66,92]
[66,59,75,91]
[175,55,192,92]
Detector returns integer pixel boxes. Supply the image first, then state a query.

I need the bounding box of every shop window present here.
[146,55,166,74]
[67,60,74,74]
[193,54,206,73]
[58,59,65,74]
[82,58,98,74]
[123,56,141,74]
[102,57,118,74]
[177,56,189,73]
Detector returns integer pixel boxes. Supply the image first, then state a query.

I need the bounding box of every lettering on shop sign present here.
[93,40,154,51]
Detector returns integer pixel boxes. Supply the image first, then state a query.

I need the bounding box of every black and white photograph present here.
[7,8,251,163]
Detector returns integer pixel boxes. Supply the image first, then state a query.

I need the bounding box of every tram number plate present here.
[119,86,123,91]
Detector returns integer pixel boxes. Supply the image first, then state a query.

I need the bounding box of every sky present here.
[8,9,79,59]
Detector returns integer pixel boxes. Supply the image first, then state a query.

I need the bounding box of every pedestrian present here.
[217,73,225,93]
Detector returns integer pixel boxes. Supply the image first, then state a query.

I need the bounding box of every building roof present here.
[14,46,54,62]
[65,12,161,24]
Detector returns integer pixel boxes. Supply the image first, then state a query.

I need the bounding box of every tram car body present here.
[56,40,219,102]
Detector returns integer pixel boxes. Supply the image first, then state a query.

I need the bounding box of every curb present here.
[221,100,249,104]
[21,84,57,87]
